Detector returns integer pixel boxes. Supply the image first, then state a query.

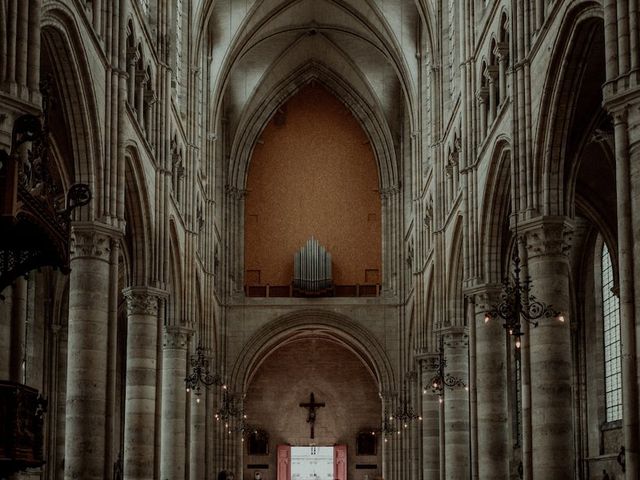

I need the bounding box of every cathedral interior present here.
[1,1,640,479]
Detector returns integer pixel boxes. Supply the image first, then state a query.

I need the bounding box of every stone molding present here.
[520,216,573,260]
[122,286,166,316]
[163,325,193,350]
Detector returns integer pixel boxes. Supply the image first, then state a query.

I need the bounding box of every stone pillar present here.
[494,43,509,105]
[474,289,509,480]
[189,362,207,480]
[160,325,191,480]
[442,326,470,480]
[136,72,146,126]
[419,354,441,479]
[122,287,163,480]
[64,226,114,480]
[485,66,498,123]
[476,88,488,138]
[522,217,573,479]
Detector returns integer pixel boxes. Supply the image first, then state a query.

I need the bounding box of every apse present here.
[244,84,382,289]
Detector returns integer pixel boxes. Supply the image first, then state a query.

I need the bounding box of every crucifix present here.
[299,392,325,439]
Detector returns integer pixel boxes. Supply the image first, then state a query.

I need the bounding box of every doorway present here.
[277,445,347,480]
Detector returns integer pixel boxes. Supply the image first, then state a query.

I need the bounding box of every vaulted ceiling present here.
[197,0,427,151]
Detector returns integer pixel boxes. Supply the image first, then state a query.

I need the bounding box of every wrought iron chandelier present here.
[484,219,563,349]
[184,345,225,402]
[215,390,245,424]
[390,381,422,429]
[424,335,466,399]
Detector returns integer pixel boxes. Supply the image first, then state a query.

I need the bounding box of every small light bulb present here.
[384,438,388,443]
[241,438,244,442]
[423,388,427,394]
[389,415,393,420]
[558,314,565,323]
[222,384,227,390]
[439,398,443,404]
[404,423,408,428]
[225,423,228,428]
[515,340,521,349]
[484,314,490,324]
[186,388,190,393]
[418,416,423,421]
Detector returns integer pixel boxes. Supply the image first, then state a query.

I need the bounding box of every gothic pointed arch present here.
[230,309,395,395]
[533,2,604,216]
[41,4,102,221]
[228,60,398,192]
[123,146,153,287]
[481,138,512,284]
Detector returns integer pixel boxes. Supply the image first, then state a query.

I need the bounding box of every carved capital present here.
[418,353,441,374]
[521,217,573,260]
[163,325,192,349]
[493,42,509,63]
[476,87,489,104]
[441,326,469,349]
[122,287,165,316]
[70,226,114,261]
[483,65,499,83]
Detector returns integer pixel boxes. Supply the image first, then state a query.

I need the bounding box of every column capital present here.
[70,223,121,261]
[440,326,469,348]
[163,325,192,350]
[122,286,167,316]
[519,216,573,260]
[417,352,441,373]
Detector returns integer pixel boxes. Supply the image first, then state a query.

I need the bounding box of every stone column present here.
[485,66,499,123]
[419,354,441,479]
[494,43,509,105]
[522,217,573,479]
[442,326,470,480]
[64,226,114,480]
[474,289,509,480]
[160,325,191,480]
[122,287,163,480]
[189,359,208,480]
[476,88,488,138]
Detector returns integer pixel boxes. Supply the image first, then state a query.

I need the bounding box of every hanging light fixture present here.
[185,345,226,401]
[424,335,466,398]
[214,389,245,424]
[389,379,422,429]
[484,215,562,349]
[370,409,399,442]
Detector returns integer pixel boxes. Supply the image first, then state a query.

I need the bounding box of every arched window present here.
[601,243,622,422]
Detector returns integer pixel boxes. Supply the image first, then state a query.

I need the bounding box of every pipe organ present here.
[293,237,333,295]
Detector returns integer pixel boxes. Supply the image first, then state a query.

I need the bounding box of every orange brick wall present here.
[244,85,382,286]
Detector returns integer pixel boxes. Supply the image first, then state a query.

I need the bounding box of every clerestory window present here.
[601,243,622,422]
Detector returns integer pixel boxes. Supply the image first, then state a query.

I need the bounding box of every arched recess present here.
[446,216,465,327]
[167,219,184,326]
[228,60,398,192]
[123,146,153,287]
[41,4,101,220]
[533,2,604,216]
[424,266,436,351]
[230,310,395,395]
[480,138,512,284]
